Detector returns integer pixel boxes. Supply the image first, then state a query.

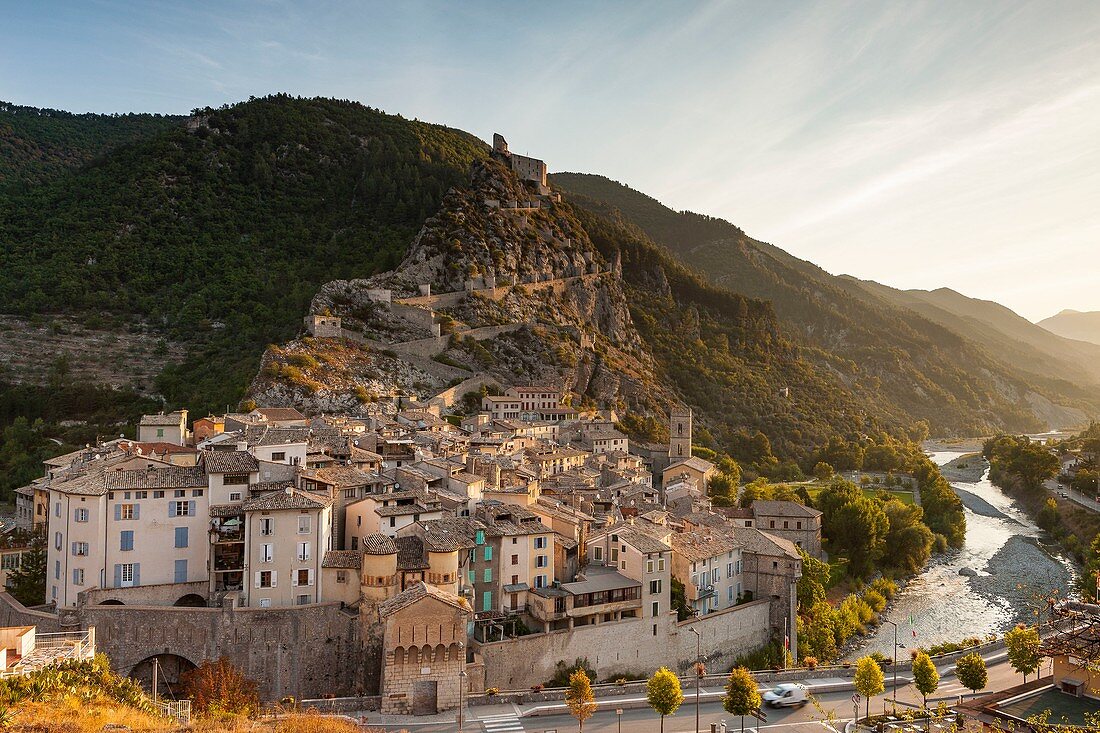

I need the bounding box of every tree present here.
[954,653,987,695]
[854,656,884,720]
[813,461,834,481]
[911,652,939,710]
[723,666,762,733]
[566,668,597,732]
[180,657,259,717]
[1004,624,1042,683]
[6,531,46,606]
[797,550,830,610]
[646,666,684,733]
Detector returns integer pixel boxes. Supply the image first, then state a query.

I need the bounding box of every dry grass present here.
[10,701,379,733]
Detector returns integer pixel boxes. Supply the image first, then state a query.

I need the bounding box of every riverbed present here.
[853,450,1075,658]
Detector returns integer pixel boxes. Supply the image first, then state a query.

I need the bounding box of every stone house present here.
[738,528,801,655]
[137,411,189,446]
[670,529,744,615]
[661,455,716,491]
[751,500,823,558]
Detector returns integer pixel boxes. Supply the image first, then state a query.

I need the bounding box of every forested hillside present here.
[0,96,487,414]
[552,172,1095,435]
[0,101,181,188]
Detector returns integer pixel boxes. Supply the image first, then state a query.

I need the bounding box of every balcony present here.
[2,630,95,677]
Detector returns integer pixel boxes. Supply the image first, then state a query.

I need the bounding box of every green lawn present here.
[805,484,915,505]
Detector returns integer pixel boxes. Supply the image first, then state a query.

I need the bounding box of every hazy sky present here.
[4,0,1099,321]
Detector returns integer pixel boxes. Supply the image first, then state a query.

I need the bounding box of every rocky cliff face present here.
[248,154,667,414]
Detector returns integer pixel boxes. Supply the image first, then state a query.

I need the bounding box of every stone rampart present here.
[477,598,769,690]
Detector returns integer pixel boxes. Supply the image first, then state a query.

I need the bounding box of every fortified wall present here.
[476,598,770,689]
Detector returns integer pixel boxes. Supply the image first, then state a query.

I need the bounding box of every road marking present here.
[480,712,524,732]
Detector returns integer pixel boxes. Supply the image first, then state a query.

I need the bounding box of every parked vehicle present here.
[763,683,808,708]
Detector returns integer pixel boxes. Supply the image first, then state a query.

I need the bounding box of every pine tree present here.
[6,532,46,606]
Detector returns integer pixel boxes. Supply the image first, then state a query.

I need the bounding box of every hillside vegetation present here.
[552,172,1095,435]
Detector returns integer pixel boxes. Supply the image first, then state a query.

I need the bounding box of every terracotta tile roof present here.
[139,412,185,426]
[415,517,482,552]
[242,488,331,512]
[105,465,207,490]
[322,550,363,569]
[752,500,822,518]
[394,536,429,570]
[671,530,741,564]
[737,528,801,559]
[378,581,469,617]
[202,450,259,474]
[363,534,398,555]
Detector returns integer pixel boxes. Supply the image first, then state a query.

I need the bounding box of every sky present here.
[3,0,1099,321]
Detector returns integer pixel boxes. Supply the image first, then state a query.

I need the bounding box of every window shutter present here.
[188,500,196,516]
[254,572,261,589]
[133,564,140,586]
[71,542,77,556]
[113,564,121,588]
[133,504,140,520]
[175,527,188,548]
[292,572,299,587]
[114,504,121,521]
[308,568,314,586]
[72,569,79,585]
[271,571,277,588]
[169,502,177,518]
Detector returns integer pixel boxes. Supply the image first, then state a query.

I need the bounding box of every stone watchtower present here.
[669,407,692,460]
[493,133,509,155]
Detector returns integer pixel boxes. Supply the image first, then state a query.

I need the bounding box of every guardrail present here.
[155,699,191,723]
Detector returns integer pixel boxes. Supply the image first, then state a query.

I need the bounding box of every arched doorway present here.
[98,599,124,605]
[129,654,196,700]
[173,594,206,607]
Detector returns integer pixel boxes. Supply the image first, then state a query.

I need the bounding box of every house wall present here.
[477,598,769,689]
[244,506,329,608]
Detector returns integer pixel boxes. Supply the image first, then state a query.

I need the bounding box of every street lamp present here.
[457,641,467,733]
[691,627,702,733]
[882,620,898,706]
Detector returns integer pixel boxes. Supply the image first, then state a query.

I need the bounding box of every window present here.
[646,559,654,573]
[260,518,274,536]
[136,491,148,499]
[534,575,546,589]
[295,568,311,586]
[344,488,356,499]
[511,537,517,545]
[72,568,84,586]
[483,568,492,583]
[272,452,286,462]
[534,536,547,550]
[74,508,88,522]
[175,490,185,497]
[257,571,275,588]
[389,517,396,528]
[172,501,192,517]
[120,563,135,586]
[797,522,803,530]
[55,502,60,518]
[593,546,603,561]
[783,521,789,529]
[483,546,492,561]
[728,586,734,602]
[0,554,19,571]
[230,492,242,502]
[55,532,62,550]
[296,594,311,605]
[336,570,348,584]
[297,542,311,562]
[712,568,719,583]
[769,520,775,529]
[511,554,519,565]
[351,537,359,551]
[175,527,189,548]
[536,555,548,568]
[153,490,164,499]
[156,428,164,438]
[224,474,249,486]
[193,489,204,497]
[55,560,60,579]
[174,559,188,583]
[651,601,659,617]
[119,532,133,552]
[260,544,273,563]
[511,574,519,585]
[649,579,661,594]
[298,516,311,534]
[658,558,665,571]
[727,562,734,578]
[772,561,779,569]
[475,530,485,545]
[119,504,136,520]
[72,542,89,556]
[259,598,271,608]
[610,547,618,562]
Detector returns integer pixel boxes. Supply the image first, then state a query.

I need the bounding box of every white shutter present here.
[254,571,261,589]
[271,571,277,588]
[292,572,299,587]
[308,568,315,587]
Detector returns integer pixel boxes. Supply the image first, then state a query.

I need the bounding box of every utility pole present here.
[457,641,467,733]
[691,627,702,733]
[152,657,159,706]
[883,620,898,705]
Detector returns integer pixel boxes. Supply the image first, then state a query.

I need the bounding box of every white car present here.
[762,683,809,708]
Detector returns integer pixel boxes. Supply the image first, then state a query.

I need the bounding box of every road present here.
[366,647,1048,733]
[1045,476,1100,514]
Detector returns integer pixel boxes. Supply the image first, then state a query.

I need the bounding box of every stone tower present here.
[669,407,692,460]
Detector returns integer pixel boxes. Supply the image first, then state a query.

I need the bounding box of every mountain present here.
[1039,310,1100,346]
[0,101,181,188]
[0,96,488,414]
[551,173,1096,433]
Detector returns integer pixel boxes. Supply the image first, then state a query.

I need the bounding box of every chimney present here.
[466,453,476,474]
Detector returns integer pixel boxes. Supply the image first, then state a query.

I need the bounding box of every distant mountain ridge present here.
[1038,309,1100,346]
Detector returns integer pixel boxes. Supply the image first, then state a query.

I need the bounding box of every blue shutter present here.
[133,563,140,586]
[175,527,188,548]
[72,569,79,585]
[133,504,140,520]
[169,502,177,517]
[71,542,76,556]
[174,559,187,583]
[120,531,133,552]
[114,504,121,521]
[188,500,196,517]
[113,564,121,587]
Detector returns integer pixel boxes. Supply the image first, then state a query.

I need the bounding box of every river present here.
[853,450,1076,658]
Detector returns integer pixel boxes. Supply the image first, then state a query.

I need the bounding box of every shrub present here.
[863,589,886,613]
[547,658,596,688]
[180,657,259,718]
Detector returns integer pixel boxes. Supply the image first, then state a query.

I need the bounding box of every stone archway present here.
[129,654,197,700]
[98,599,124,605]
[173,593,207,607]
